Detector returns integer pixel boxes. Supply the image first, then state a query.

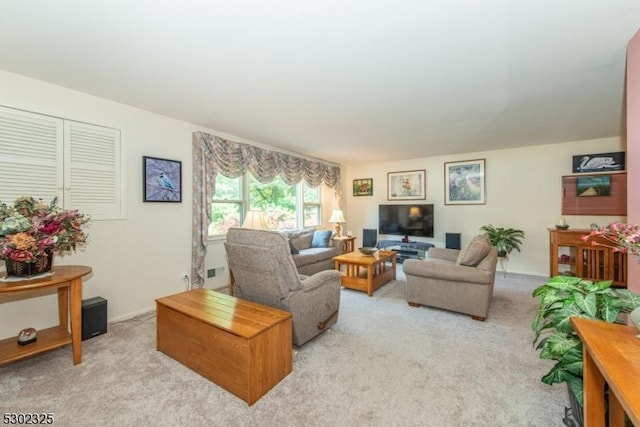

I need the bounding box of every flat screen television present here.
[378,204,434,238]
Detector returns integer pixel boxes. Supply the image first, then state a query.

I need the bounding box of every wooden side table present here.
[0,265,92,366]
[335,236,356,252]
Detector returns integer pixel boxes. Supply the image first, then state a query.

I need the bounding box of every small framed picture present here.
[353,178,373,196]
[387,170,426,200]
[576,175,612,197]
[444,159,486,205]
[143,156,182,202]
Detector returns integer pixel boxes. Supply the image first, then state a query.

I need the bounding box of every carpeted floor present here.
[0,271,567,426]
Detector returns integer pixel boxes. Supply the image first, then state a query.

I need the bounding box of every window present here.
[303,183,320,227]
[209,174,243,235]
[209,173,322,236]
[0,106,124,220]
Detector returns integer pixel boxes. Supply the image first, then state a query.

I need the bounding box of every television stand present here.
[375,240,434,263]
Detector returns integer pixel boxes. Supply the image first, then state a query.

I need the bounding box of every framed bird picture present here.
[143,156,182,202]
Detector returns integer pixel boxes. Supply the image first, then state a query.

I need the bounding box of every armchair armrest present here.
[403,259,492,285]
[300,270,342,292]
[428,247,460,262]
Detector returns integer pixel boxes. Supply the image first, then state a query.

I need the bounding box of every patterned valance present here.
[191,131,342,286]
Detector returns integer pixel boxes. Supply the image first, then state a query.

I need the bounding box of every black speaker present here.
[445,233,461,250]
[363,229,377,248]
[82,297,107,341]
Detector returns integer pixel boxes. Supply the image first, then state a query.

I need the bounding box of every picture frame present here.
[387,170,426,200]
[444,159,486,205]
[143,156,182,202]
[572,151,625,173]
[576,175,612,197]
[353,178,373,196]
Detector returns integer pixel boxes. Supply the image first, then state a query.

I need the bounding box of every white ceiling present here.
[1,1,639,164]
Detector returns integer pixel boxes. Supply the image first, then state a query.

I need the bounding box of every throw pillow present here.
[311,230,333,248]
[289,240,300,255]
[457,235,491,266]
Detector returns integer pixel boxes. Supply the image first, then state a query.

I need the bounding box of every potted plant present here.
[479,224,524,257]
[531,276,640,425]
[0,196,90,276]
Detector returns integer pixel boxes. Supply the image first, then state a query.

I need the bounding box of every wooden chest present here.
[156,288,292,405]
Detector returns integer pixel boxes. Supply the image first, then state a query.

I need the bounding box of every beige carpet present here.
[0,271,566,426]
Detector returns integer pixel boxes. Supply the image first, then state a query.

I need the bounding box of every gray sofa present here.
[282,227,344,275]
[224,228,342,346]
[403,235,498,321]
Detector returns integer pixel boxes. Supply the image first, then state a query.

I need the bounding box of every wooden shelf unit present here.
[549,229,627,287]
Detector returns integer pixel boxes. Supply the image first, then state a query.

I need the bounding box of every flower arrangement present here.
[0,196,90,263]
[582,221,640,264]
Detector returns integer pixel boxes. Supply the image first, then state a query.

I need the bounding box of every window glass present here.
[303,182,321,227]
[249,175,296,229]
[209,175,243,235]
[208,173,323,236]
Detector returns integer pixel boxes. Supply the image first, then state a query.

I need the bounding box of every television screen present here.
[378,204,434,238]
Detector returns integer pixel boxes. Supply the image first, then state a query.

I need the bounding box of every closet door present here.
[64,120,123,219]
[0,106,63,203]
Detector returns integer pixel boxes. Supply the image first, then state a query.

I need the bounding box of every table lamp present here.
[329,209,345,237]
[242,210,268,229]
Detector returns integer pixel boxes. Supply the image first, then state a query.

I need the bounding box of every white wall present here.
[0,70,341,340]
[345,138,626,276]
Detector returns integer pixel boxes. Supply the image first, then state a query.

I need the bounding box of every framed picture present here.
[444,159,486,205]
[387,170,426,200]
[353,178,373,196]
[572,151,625,173]
[143,156,182,202]
[576,175,612,197]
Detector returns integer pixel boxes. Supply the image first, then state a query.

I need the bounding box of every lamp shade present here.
[328,209,345,223]
[242,210,268,229]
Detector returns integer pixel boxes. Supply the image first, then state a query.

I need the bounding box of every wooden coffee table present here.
[333,250,396,296]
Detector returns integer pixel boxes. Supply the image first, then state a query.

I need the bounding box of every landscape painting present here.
[576,175,611,197]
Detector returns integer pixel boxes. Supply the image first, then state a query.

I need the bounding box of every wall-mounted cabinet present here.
[549,228,627,287]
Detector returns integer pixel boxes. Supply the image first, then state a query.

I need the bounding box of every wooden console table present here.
[571,317,640,426]
[0,265,92,366]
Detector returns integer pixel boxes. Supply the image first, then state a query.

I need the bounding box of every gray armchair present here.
[224,227,342,347]
[403,235,498,321]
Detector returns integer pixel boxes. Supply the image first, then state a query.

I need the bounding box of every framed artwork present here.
[576,175,611,197]
[387,170,426,200]
[143,156,182,202]
[353,178,373,196]
[444,159,486,205]
[572,151,625,173]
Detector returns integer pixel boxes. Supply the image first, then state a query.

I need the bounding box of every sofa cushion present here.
[289,240,300,255]
[288,227,315,250]
[457,235,491,267]
[311,230,333,248]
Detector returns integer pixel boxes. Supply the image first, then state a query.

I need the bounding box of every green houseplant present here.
[531,276,640,408]
[479,224,524,257]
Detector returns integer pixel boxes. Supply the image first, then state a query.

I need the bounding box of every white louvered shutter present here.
[0,106,63,204]
[64,120,123,220]
[0,106,124,220]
